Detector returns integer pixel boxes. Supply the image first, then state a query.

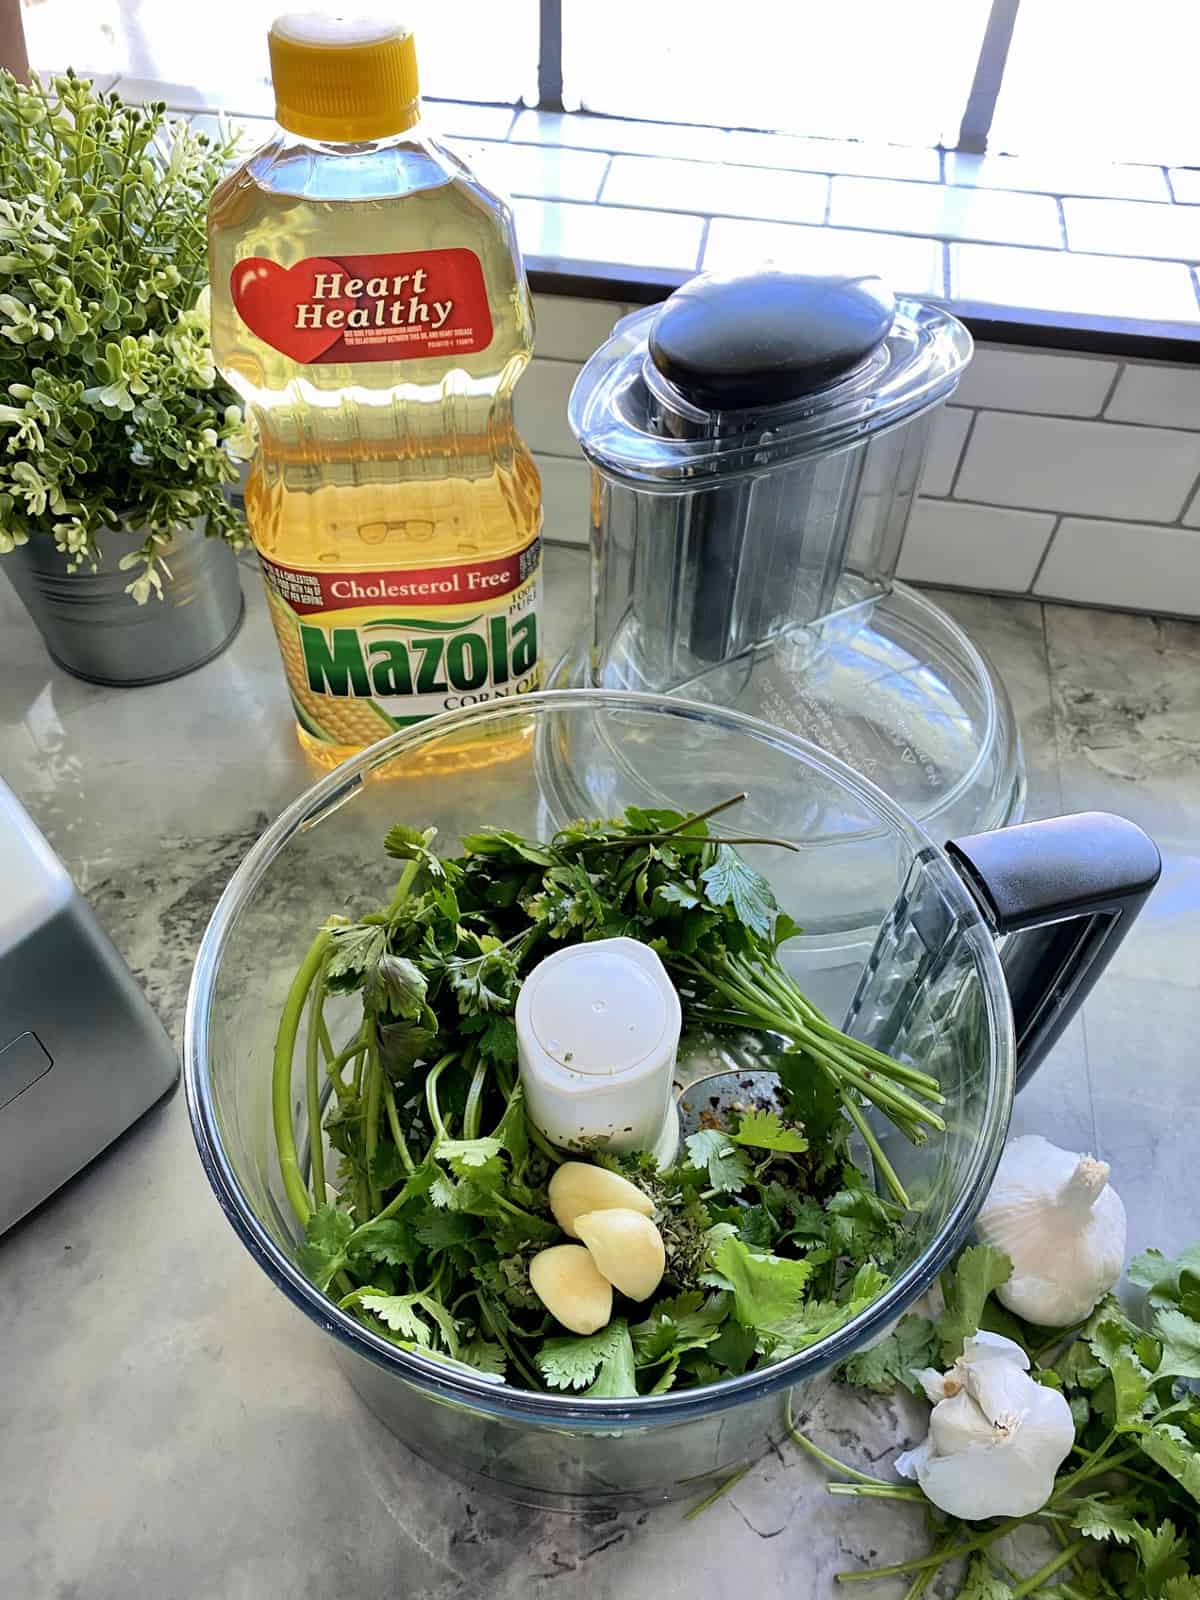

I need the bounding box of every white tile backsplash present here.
[603,156,828,225]
[511,110,730,163]
[919,408,972,496]
[1186,488,1200,529]
[701,218,944,294]
[723,132,940,183]
[515,359,582,458]
[536,455,592,546]
[1169,169,1200,205]
[1063,197,1200,262]
[450,140,609,203]
[945,151,1170,203]
[949,243,1200,323]
[956,412,1200,521]
[426,101,518,141]
[1105,363,1200,429]
[1035,518,1200,613]
[899,499,1055,591]
[533,294,626,362]
[512,197,703,273]
[953,347,1117,417]
[831,177,1062,248]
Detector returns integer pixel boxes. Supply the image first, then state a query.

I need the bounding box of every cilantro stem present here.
[525,1117,564,1165]
[305,956,329,1206]
[425,1054,455,1142]
[784,1396,896,1488]
[463,1053,488,1142]
[363,1024,383,1214]
[1009,1539,1086,1598]
[827,1484,927,1502]
[386,855,423,918]
[273,929,332,1227]
[837,1088,911,1209]
[479,1297,543,1388]
[683,1462,754,1520]
[382,1075,414,1175]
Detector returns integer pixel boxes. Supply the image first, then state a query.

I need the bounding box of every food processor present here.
[186,693,1157,1509]
[553,269,1023,844]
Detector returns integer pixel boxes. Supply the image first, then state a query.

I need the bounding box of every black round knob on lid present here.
[648,269,897,412]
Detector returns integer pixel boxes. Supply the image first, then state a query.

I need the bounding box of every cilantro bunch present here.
[270,797,942,1393]
[815,1242,1200,1596]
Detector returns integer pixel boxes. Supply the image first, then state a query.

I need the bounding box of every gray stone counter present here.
[1,548,1198,1598]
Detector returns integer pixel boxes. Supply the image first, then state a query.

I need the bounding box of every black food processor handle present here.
[945,812,1161,1091]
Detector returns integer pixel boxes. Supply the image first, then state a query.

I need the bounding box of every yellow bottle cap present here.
[268,13,420,143]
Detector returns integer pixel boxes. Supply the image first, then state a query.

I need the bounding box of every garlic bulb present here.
[975,1134,1126,1326]
[896,1333,1074,1519]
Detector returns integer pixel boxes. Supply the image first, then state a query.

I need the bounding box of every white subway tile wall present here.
[1105,363,1200,429]
[898,501,1056,591]
[701,219,945,295]
[830,177,1063,249]
[955,412,1200,520]
[919,408,972,497]
[534,455,592,546]
[602,155,828,224]
[521,297,1200,619]
[1035,519,1200,612]
[952,347,1117,416]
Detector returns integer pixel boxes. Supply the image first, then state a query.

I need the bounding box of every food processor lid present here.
[569,268,972,487]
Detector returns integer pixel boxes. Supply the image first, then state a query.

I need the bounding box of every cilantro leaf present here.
[377,1020,438,1072]
[653,880,702,913]
[537,1320,632,1391]
[684,1129,754,1194]
[1130,1519,1189,1593]
[1139,1424,1200,1504]
[707,1233,812,1329]
[1163,1579,1200,1600]
[1154,1307,1200,1381]
[937,1244,1013,1364]
[584,1322,638,1398]
[700,846,779,938]
[348,1217,421,1271]
[772,912,802,950]
[1089,1316,1154,1426]
[1072,1497,1142,1545]
[369,954,427,1019]
[956,1555,1013,1599]
[358,1291,460,1356]
[459,1338,506,1377]
[729,1107,808,1154]
[436,1136,504,1171]
[460,828,553,865]
[414,1210,476,1252]
[473,1013,518,1067]
[841,1314,938,1396]
[383,823,445,877]
[631,1292,727,1366]
[296,1203,355,1290]
[325,922,387,991]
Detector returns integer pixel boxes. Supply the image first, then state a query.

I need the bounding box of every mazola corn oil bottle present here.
[208,12,542,768]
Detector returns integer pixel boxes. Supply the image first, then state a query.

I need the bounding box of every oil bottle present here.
[208,13,542,767]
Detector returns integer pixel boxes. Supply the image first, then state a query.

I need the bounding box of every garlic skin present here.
[548,1162,654,1239]
[975,1134,1126,1326]
[529,1244,613,1334]
[896,1334,1074,1520]
[574,1208,666,1301]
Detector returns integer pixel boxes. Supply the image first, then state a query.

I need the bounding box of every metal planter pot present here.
[4,521,244,687]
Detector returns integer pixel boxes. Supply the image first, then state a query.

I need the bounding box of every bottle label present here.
[259,538,542,743]
[230,248,494,365]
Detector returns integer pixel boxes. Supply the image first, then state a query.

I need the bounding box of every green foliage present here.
[0,71,250,595]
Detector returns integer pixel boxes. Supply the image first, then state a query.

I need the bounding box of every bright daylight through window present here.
[19,0,1200,166]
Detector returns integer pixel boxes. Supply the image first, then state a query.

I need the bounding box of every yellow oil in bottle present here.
[208,16,542,771]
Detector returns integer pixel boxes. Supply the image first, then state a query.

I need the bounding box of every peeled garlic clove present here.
[529,1244,613,1334]
[975,1134,1126,1326]
[575,1208,666,1301]
[548,1161,655,1239]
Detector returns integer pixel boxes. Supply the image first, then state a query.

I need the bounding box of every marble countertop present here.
[1,547,1198,1599]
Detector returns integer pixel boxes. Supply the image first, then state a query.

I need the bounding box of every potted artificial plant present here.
[0,70,252,685]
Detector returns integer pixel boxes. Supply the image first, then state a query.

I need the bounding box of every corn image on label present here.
[260,538,542,743]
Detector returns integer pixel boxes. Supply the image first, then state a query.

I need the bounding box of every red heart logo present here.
[230,256,357,364]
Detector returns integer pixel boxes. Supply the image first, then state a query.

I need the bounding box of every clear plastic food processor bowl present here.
[186,692,1018,1509]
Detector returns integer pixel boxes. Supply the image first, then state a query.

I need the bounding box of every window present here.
[18,0,1200,170]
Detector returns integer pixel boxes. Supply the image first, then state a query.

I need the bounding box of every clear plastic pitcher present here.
[186,692,1157,1508]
